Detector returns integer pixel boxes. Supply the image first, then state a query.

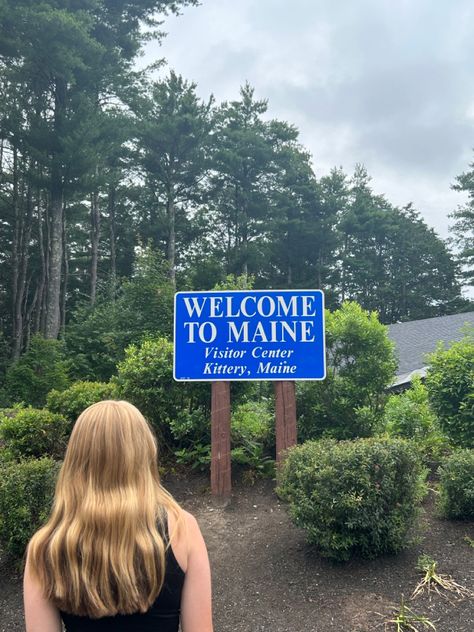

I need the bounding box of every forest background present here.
[1,0,474,389]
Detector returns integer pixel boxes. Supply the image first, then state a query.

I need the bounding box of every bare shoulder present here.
[169,507,201,532]
[182,509,201,532]
[168,507,199,534]
[167,508,205,573]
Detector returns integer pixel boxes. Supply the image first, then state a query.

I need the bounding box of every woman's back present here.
[60,515,185,632]
[23,401,213,632]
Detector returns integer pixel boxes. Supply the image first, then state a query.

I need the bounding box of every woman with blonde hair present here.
[24,400,213,632]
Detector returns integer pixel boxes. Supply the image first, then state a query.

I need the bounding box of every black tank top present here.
[60,518,185,632]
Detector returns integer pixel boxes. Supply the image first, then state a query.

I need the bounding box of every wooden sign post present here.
[274,380,297,463]
[211,381,231,497]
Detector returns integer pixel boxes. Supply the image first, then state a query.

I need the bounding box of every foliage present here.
[0,0,469,366]
[232,400,272,442]
[384,378,435,439]
[0,457,60,559]
[383,377,450,464]
[206,83,302,278]
[231,400,274,475]
[277,437,427,561]
[132,71,213,283]
[450,153,474,286]
[0,447,15,466]
[339,168,465,324]
[263,152,339,299]
[174,443,211,471]
[213,273,255,291]
[65,249,175,381]
[46,380,118,422]
[0,334,11,405]
[0,0,198,341]
[297,302,397,440]
[4,336,70,407]
[425,335,474,448]
[114,337,209,451]
[384,596,435,632]
[169,408,211,470]
[437,449,474,520]
[172,398,275,474]
[412,554,473,599]
[0,407,69,460]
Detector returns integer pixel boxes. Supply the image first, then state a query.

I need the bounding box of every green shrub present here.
[384,378,435,439]
[437,450,474,519]
[169,408,210,445]
[115,337,209,450]
[231,400,274,474]
[232,400,272,442]
[0,407,69,460]
[425,336,474,448]
[277,437,427,561]
[0,457,60,558]
[297,302,396,440]
[171,400,275,474]
[47,380,118,421]
[4,335,70,407]
[0,447,15,466]
[174,442,211,471]
[170,408,211,470]
[0,403,26,421]
[384,377,450,464]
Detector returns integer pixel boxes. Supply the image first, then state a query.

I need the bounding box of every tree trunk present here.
[166,192,176,287]
[108,184,116,283]
[45,78,66,339]
[341,234,348,303]
[241,206,248,277]
[11,147,20,356]
[12,168,33,360]
[25,284,39,351]
[45,178,63,338]
[90,186,100,304]
[35,188,47,334]
[61,208,68,333]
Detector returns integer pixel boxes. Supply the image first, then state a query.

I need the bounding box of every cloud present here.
[141,0,474,238]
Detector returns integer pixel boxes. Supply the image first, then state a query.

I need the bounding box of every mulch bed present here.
[1,473,473,631]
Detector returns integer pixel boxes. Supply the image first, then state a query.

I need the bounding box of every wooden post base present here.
[274,380,297,463]
[211,381,231,497]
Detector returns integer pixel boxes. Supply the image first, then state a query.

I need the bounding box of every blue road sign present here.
[174,290,326,381]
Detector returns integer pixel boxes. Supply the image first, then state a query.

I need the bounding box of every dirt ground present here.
[1,473,473,631]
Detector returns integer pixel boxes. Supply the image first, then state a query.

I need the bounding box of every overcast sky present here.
[142,0,474,241]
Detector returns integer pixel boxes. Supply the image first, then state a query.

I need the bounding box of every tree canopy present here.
[0,0,470,377]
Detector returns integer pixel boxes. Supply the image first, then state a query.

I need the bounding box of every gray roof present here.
[388,311,474,377]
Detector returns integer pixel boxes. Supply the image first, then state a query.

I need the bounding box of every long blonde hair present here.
[27,400,182,618]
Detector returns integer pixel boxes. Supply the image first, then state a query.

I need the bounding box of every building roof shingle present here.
[388,311,474,378]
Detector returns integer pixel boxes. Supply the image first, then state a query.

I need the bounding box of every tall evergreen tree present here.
[337,167,465,322]
[264,147,340,301]
[209,83,300,277]
[450,154,474,286]
[132,71,213,287]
